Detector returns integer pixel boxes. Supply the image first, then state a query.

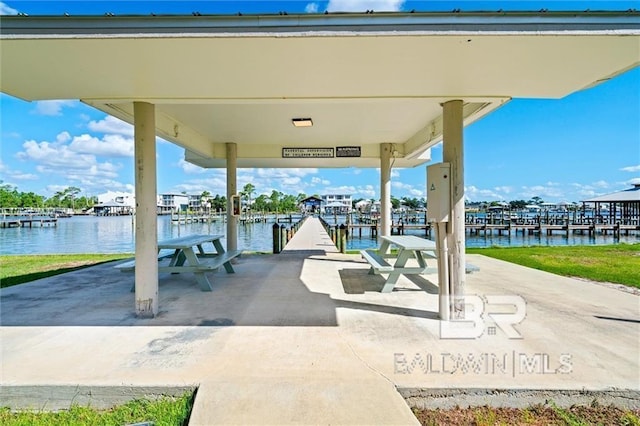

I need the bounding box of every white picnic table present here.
[116,234,242,291]
[361,235,437,293]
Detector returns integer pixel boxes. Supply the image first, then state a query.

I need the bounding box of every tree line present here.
[0,184,96,210]
[0,182,556,213]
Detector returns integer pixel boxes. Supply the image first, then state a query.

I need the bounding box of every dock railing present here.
[272,216,308,253]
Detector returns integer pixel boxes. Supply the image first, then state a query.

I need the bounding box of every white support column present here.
[442,100,465,318]
[380,143,392,238]
[133,102,158,318]
[226,143,238,253]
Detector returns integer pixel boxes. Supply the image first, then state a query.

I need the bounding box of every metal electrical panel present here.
[426,162,451,222]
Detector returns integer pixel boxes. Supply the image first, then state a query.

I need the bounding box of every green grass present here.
[467,243,640,288]
[0,392,194,426]
[0,253,132,288]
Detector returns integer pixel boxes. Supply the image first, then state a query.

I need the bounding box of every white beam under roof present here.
[1,11,639,170]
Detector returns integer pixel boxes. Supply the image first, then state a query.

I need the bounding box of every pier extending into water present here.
[0,217,58,228]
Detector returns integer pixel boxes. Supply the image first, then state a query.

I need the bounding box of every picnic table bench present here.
[361,235,478,293]
[115,234,242,291]
[361,235,438,293]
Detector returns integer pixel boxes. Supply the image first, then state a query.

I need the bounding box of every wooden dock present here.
[0,217,58,228]
[465,222,639,238]
[342,222,640,239]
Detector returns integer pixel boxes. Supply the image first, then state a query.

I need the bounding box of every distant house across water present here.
[93,191,135,216]
[322,194,352,214]
[158,193,189,214]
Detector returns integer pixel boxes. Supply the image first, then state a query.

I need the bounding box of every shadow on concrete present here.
[338,269,385,294]
[337,268,440,295]
[334,299,439,320]
[1,254,339,327]
[1,253,439,327]
[404,275,440,294]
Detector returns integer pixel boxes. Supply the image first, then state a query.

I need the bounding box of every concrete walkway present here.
[1,218,639,424]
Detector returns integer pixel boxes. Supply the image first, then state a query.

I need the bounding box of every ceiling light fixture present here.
[292,118,313,127]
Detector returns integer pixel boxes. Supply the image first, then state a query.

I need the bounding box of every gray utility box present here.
[426,162,451,223]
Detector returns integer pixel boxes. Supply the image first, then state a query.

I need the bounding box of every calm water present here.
[1,214,638,255]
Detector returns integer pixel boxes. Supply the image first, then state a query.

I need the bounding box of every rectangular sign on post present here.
[282,148,334,158]
[336,146,361,157]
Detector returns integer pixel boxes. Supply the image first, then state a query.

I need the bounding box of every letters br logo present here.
[440,295,526,339]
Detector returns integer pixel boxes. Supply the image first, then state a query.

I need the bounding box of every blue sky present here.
[1,0,639,203]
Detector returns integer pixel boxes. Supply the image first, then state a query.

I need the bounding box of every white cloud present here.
[621,164,640,172]
[324,185,356,194]
[463,185,504,201]
[8,171,38,180]
[311,176,330,185]
[170,173,228,195]
[45,184,71,194]
[32,100,75,116]
[56,131,71,143]
[520,184,564,200]
[177,158,207,174]
[326,0,404,12]
[35,162,120,180]
[305,2,318,13]
[494,186,513,194]
[576,188,597,197]
[46,179,133,196]
[68,134,134,157]
[627,177,640,186]
[392,181,425,197]
[88,115,134,136]
[357,185,376,198]
[0,2,18,15]
[592,180,609,189]
[16,135,124,184]
[282,177,302,186]
[256,168,318,179]
[0,159,38,182]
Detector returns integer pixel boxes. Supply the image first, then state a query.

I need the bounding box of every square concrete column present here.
[442,100,465,318]
[133,102,158,318]
[226,143,238,253]
[380,143,392,238]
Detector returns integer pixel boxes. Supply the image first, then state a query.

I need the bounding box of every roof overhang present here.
[1,11,639,169]
[582,186,640,203]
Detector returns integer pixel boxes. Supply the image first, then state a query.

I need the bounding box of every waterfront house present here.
[93,191,135,216]
[158,193,189,215]
[321,194,352,214]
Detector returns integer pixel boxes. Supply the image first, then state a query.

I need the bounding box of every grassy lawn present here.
[414,402,640,425]
[0,392,193,426]
[467,243,640,288]
[0,253,132,288]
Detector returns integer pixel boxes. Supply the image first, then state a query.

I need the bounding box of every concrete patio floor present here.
[1,221,639,424]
